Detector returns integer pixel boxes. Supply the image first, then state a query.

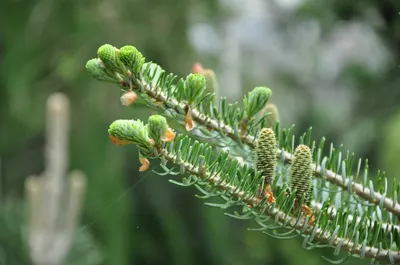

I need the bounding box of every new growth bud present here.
[85,58,120,83]
[290,144,313,203]
[184,74,206,104]
[147,115,168,146]
[97,44,125,74]
[192,63,204,74]
[256,128,277,186]
[244,87,272,119]
[202,69,218,99]
[108,119,152,153]
[192,63,219,100]
[118,45,145,74]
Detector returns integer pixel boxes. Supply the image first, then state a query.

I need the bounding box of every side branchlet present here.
[243,86,272,119]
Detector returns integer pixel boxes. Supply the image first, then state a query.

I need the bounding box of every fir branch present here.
[161,146,400,263]
[107,118,400,263]
[133,63,400,218]
[86,44,400,263]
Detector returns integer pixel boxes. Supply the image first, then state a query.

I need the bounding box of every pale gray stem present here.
[64,170,87,244]
[25,92,86,265]
[44,92,70,231]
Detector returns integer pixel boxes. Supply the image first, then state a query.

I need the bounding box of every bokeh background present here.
[1,0,400,264]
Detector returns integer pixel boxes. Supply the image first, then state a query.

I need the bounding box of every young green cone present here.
[255,128,277,186]
[290,144,313,203]
[255,128,277,203]
[258,103,280,128]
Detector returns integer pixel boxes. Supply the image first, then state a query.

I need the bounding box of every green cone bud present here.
[119,45,145,74]
[108,119,151,152]
[201,69,218,99]
[244,87,272,118]
[147,115,168,145]
[260,103,280,128]
[85,58,120,83]
[290,144,313,203]
[255,128,277,186]
[192,63,218,104]
[97,44,125,73]
[184,74,206,104]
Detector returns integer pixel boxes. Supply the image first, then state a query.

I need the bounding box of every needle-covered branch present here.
[107,117,400,264]
[86,44,400,219]
[86,44,400,264]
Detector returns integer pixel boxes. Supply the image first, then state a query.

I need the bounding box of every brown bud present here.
[192,63,204,74]
[148,138,156,146]
[120,91,137,106]
[161,128,176,142]
[139,157,150,171]
[185,109,195,131]
[109,135,132,145]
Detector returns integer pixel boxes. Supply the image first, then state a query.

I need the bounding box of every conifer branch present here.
[107,118,400,264]
[86,44,400,264]
[132,66,400,218]
[161,148,399,263]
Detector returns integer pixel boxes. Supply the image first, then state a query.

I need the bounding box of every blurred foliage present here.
[0,0,399,265]
[294,0,400,161]
[381,110,400,189]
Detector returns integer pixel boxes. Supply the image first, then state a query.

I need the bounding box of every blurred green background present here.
[0,0,399,264]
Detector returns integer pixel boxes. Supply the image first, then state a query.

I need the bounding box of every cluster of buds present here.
[86,44,145,78]
[86,44,146,106]
[108,115,175,172]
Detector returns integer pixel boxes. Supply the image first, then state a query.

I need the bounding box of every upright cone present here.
[256,128,277,187]
[290,144,313,203]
